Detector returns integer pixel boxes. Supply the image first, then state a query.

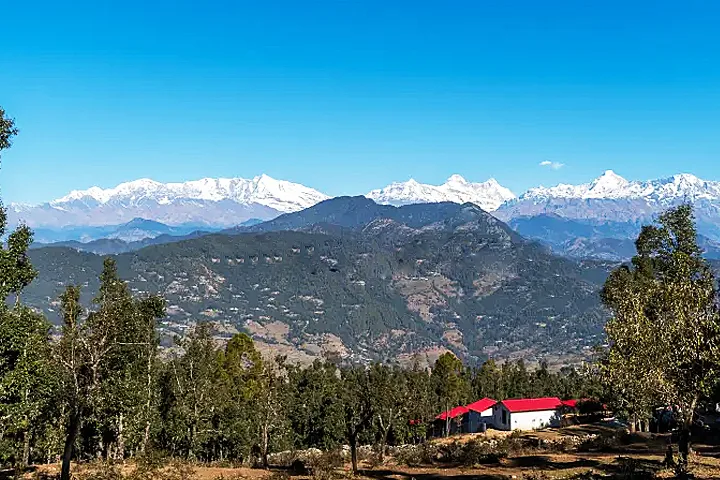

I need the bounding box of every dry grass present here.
[11,428,720,480]
[19,452,720,480]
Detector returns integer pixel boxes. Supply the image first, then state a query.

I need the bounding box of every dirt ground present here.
[16,454,720,480]
[11,428,720,480]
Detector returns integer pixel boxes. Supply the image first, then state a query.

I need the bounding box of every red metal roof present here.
[466,398,497,413]
[501,397,562,413]
[435,405,469,421]
[561,399,578,408]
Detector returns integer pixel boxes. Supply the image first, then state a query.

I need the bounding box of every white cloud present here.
[539,160,565,170]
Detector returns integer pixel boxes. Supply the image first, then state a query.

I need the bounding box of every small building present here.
[493,397,563,431]
[434,405,469,436]
[463,397,497,432]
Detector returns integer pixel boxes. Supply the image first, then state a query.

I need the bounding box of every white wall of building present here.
[493,404,560,431]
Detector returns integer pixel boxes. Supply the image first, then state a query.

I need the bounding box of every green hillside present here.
[26,199,612,364]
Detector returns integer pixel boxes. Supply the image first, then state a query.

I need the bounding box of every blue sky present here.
[2,0,720,204]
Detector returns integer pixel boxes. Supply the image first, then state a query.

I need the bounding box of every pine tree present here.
[431,352,470,436]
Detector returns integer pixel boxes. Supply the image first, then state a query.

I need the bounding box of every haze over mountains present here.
[12,170,720,262]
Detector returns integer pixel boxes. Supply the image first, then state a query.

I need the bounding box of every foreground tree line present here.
[3,107,720,478]
[0,251,600,476]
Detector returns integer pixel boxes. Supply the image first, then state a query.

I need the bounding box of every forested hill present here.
[26,198,612,366]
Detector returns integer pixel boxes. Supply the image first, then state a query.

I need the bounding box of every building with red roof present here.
[467,398,498,414]
[493,397,563,431]
[435,405,469,421]
[464,397,497,432]
[433,405,469,436]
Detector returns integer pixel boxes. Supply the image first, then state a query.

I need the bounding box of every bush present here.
[542,436,579,453]
[522,471,549,480]
[75,462,124,480]
[266,450,297,468]
[456,439,506,466]
[394,443,439,467]
[496,435,530,456]
[127,452,170,480]
[307,449,344,480]
[416,439,511,467]
[577,432,626,453]
[163,461,196,480]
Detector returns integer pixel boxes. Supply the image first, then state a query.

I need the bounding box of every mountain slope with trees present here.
[26,198,611,365]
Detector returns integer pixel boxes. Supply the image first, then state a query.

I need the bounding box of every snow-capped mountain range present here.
[9,170,720,244]
[9,175,328,230]
[521,170,720,202]
[366,174,516,211]
[52,174,329,213]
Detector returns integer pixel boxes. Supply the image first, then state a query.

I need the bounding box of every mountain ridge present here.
[11,170,720,247]
[24,197,610,365]
[366,174,516,212]
[9,174,328,229]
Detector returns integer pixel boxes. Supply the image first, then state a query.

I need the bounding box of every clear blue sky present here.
[2,0,720,204]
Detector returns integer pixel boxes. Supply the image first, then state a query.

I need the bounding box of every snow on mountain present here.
[8,175,329,229]
[52,174,329,212]
[521,170,720,203]
[366,174,516,212]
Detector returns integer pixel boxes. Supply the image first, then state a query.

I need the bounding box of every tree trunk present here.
[142,421,151,455]
[379,426,389,463]
[22,429,30,468]
[187,424,195,460]
[350,433,359,475]
[261,422,269,469]
[141,345,153,454]
[679,397,698,463]
[117,413,125,462]
[61,408,82,480]
[445,402,450,437]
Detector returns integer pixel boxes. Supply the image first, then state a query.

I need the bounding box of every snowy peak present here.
[367,174,516,212]
[520,171,720,202]
[49,175,329,213]
[446,174,469,184]
[588,170,628,190]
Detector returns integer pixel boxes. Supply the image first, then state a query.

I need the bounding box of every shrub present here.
[542,436,579,453]
[308,449,344,480]
[162,461,196,480]
[127,452,170,480]
[266,450,297,468]
[522,471,549,480]
[75,462,124,480]
[496,435,530,456]
[394,443,439,467]
[456,439,505,466]
[577,432,625,453]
